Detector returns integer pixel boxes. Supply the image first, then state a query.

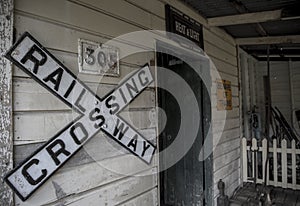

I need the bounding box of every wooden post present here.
[240,53,250,139]
[0,0,14,205]
[291,140,296,189]
[273,139,278,187]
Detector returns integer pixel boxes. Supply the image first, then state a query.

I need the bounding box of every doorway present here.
[156,42,212,206]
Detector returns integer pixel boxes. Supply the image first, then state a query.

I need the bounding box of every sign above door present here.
[165,4,204,49]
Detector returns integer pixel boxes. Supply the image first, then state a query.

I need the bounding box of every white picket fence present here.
[242,137,300,189]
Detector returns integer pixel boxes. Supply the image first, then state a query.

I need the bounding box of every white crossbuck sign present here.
[4,32,156,201]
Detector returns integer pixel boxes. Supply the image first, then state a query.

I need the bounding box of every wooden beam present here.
[0,0,14,205]
[208,10,282,26]
[236,35,300,45]
[228,0,268,36]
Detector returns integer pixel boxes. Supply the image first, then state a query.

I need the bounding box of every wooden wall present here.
[11,0,240,205]
[255,61,300,134]
[13,0,158,205]
[239,50,258,139]
[291,62,300,134]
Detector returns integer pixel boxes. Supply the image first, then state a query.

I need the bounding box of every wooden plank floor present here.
[230,182,300,205]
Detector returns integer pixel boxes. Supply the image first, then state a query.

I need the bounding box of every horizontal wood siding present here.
[255,61,292,129]
[13,0,158,205]
[290,62,300,134]
[12,0,239,205]
[207,28,240,206]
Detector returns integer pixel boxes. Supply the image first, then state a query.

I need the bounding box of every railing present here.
[242,137,300,190]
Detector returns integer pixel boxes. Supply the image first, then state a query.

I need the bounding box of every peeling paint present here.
[52,181,67,200]
[0,0,13,205]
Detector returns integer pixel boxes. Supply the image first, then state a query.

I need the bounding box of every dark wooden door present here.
[157,44,211,206]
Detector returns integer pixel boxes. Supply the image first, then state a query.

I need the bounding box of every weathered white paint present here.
[13,77,155,112]
[10,0,242,204]
[121,188,158,206]
[47,168,157,206]
[290,62,300,134]
[255,61,292,126]
[0,0,14,205]
[242,138,300,190]
[14,155,157,206]
[14,111,156,145]
[6,34,155,200]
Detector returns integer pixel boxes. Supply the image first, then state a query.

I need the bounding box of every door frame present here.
[155,41,213,206]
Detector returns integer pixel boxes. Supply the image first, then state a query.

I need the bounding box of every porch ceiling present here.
[180,0,300,61]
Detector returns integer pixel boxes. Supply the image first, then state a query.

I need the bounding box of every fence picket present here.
[242,137,299,190]
[242,138,248,182]
[281,139,287,188]
[252,138,258,183]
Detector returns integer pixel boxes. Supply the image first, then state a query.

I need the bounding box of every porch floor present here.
[230,182,300,206]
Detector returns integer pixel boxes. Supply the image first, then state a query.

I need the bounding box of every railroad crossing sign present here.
[4,32,156,201]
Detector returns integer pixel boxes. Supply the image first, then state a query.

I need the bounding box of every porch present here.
[230,182,300,206]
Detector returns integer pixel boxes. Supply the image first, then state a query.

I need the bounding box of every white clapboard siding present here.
[13,110,156,135]
[214,148,240,172]
[12,43,155,88]
[213,138,240,159]
[13,78,155,112]
[213,118,240,133]
[14,14,155,67]
[212,107,240,121]
[120,188,158,206]
[210,56,238,77]
[205,42,237,67]
[68,0,165,30]
[125,0,165,19]
[290,62,300,134]
[255,61,292,124]
[203,29,237,56]
[213,168,240,199]
[15,156,157,206]
[14,129,156,169]
[47,168,157,206]
[128,0,237,47]
[128,0,236,47]
[14,62,156,87]
[13,0,160,203]
[15,0,144,38]
[211,70,239,86]
[214,156,240,184]
[14,111,156,145]
[12,0,242,204]
[213,127,240,148]
[209,29,240,201]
